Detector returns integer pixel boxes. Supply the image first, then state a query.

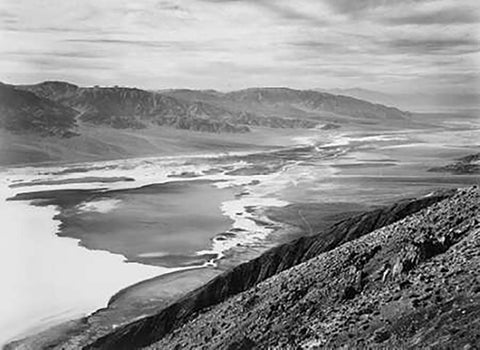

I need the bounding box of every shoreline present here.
[106,267,213,306]
[4,267,223,350]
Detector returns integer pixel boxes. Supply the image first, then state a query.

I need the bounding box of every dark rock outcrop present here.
[62,190,454,350]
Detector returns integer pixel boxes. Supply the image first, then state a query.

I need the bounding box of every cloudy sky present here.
[0,0,479,93]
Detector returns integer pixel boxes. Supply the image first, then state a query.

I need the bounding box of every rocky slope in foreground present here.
[73,187,479,350]
[21,189,466,350]
[144,186,479,350]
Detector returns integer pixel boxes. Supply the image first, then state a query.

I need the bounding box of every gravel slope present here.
[145,186,479,349]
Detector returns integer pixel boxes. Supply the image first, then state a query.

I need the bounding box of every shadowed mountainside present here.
[0,83,77,137]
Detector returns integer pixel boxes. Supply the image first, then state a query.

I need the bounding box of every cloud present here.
[2,50,103,60]
[289,40,346,51]
[0,24,124,35]
[288,39,374,56]
[323,0,480,29]
[0,10,18,24]
[321,0,410,16]
[64,38,224,54]
[66,39,176,48]
[384,6,480,25]
[155,0,189,13]
[198,0,328,25]
[254,1,328,25]
[384,37,480,55]
[14,55,113,71]
[0,0,478,95]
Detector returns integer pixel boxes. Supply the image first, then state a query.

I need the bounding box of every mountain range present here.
[1,81,411,137]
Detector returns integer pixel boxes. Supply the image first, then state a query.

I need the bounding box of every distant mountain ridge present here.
[164,87,411,127]
[1,81,413,137]
[323,88,399,107]
[223,87,408,121]
[323,87,480,112]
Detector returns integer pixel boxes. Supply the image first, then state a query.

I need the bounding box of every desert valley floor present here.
[1,114,478,347]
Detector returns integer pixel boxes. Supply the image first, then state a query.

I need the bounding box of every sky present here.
[0,0,479,93]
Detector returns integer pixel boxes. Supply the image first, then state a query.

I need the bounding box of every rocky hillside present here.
[144,186,479,350]
[0,83,77,136]
[20,189,456,350]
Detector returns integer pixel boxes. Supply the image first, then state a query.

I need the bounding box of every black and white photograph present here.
[0,0,479,349]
